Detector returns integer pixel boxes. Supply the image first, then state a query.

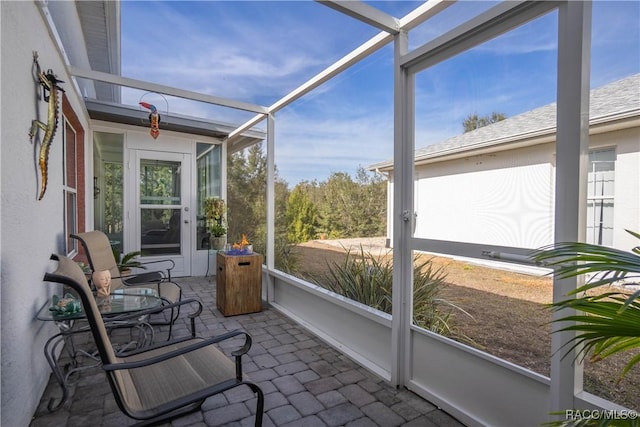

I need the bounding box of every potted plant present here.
[533,230,640,426]
[203,197,226,223]
[209,222,227,250]
[112,248,146,275]
[75,260,92,277]
[203,197,227,250]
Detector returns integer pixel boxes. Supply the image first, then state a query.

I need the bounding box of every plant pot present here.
[210,236,227,250]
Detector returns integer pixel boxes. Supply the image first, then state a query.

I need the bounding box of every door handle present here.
[184,219,190,224]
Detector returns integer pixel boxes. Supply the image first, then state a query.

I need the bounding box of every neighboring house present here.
[0,2,262,425]
[371,74,640,254]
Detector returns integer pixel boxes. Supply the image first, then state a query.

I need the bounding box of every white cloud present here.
[118,0,638,186]
[121,1,374,104]
[273,106,394,184]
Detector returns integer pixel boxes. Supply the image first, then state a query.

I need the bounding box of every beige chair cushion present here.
[73,231,181,303]
[113,339,236,415]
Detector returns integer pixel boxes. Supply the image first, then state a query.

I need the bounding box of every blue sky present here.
[121,1,640,185]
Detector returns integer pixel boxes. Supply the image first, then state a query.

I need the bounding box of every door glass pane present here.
[93,131,124,254]
[140,158,182,256]
[140,208,181,256]
[140,159,181,205]
[196,143,222,250]
[103,162,124,252]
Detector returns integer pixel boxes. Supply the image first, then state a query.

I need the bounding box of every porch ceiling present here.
[85,99,264,153]
[76,1,121,102]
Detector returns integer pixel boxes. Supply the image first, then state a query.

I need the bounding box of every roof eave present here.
[85,99,265,153]
[371,110,640,173]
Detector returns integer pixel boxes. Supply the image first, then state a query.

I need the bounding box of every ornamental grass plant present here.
[312,245,467,338]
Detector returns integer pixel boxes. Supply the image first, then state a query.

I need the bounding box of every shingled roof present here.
[371,73,639,171]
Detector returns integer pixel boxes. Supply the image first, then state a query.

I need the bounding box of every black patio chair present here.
[44,254,264,426]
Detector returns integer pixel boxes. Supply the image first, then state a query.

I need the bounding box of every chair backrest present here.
[43,254,117,365]
[71,231,123,290]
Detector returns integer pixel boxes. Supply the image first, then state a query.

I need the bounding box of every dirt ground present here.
[291,238,639,411]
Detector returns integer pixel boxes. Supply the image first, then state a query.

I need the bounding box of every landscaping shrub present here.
[312,246,462,337]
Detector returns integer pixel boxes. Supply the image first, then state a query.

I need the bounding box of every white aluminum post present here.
[550,0,592,415]
[266,113,276,301]
[391,29,412,388]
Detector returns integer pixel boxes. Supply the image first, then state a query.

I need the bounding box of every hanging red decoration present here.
[139,101,160,139]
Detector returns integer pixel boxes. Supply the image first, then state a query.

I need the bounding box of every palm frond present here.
[531,232,640,425]
[532,239,640,297]
[552,295,640,377]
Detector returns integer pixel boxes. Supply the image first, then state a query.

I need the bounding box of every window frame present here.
[196,142,223,251]
[61,95,86,257]
[63,118,79,255]
[586,147,616,246]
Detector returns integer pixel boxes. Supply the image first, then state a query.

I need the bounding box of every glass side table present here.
[36,287,162,411]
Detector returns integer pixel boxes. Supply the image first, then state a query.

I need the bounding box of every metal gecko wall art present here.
[29,51,65,200]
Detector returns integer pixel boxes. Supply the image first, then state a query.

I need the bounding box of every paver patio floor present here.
[30,276,465,427]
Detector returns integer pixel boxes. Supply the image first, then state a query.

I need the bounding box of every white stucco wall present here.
[1,2,90,425]
[387,125,639,255]
[414,143,556,249]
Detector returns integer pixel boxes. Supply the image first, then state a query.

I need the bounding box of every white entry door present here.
[133,150,192,276]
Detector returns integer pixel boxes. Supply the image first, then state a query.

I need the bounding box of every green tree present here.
[317,172,357,238]
[286,183,318,243]
[463,112,506,132]
[227,143,291,266]
[352,167,387,236]
[227,143,266,247]
[314,167,386,238]
[274,178,296,271]
[227,147,386,266]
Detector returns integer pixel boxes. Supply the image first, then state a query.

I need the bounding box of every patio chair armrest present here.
[116,271,164,285]
[157,297,202,336]
[154,297,202,317]
[139,258,175,269]
[139,258,176,280]
[105,297,201,318]
[105,297,203,335]
[103,330,252,371]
